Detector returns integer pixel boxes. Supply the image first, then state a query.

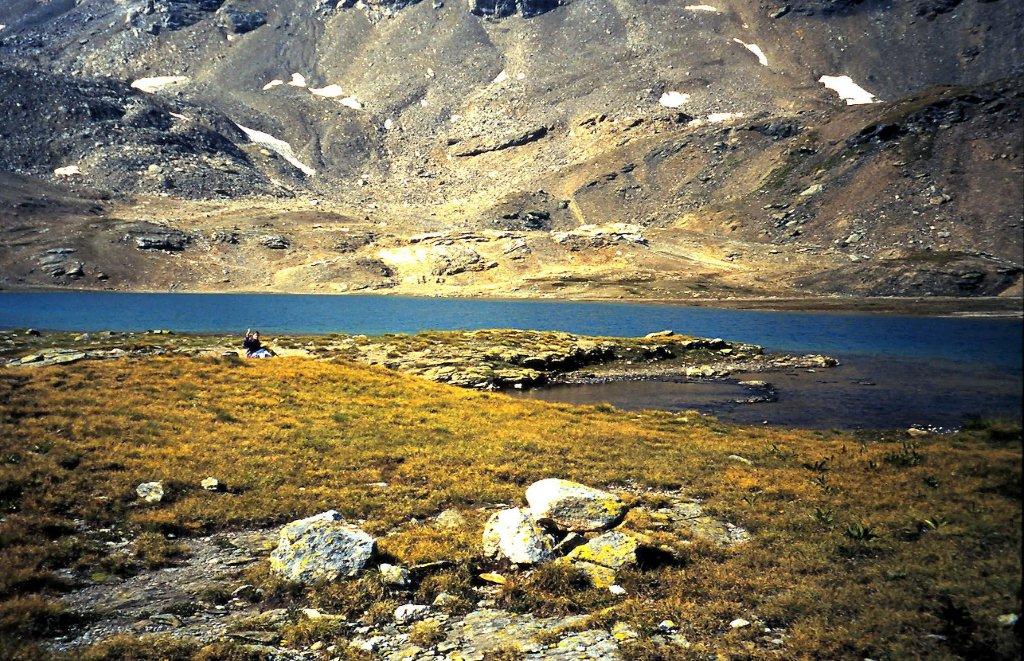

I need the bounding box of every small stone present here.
[727,454,753,466]
[149,613,182,627]
[136,481,164,503]
[730,618,751,629]
[379,563,410,586]
[906,427,929,438]
[478,572,507,585]
[435,508,467,529]
[611,621,639,641]
[432,591,459,608]
[231,584,259,601]
[201,477,222,491]
[658,620,677,632]
[609,584,627,596]
[997,613,1019,627]
[394,603,430,624]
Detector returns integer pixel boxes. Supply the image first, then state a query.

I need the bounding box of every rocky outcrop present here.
[468,0,564,18]
[269,510,376,582]
[525,478,627,532]
[132,230,190,251]
[125,0,224,35]
[552,224,647,250]
[450,125,548,157]
[216,5,267,33]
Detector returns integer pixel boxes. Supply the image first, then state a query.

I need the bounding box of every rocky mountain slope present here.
[0,0,1021,300]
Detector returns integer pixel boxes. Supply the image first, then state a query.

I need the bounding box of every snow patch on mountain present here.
[659,91,691,108]
[819,75,879,105]
[234,123,316,176]
[733,39,768,67]
[131,76,190,93]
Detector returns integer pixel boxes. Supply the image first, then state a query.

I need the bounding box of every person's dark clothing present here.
[243,336,261,354]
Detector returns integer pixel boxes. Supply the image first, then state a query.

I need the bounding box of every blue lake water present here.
[0,291,1021,368]
[1,291,1020,427]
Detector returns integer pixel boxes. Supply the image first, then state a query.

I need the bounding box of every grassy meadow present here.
[0,355,1020,659]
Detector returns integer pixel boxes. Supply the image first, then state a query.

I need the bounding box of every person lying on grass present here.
[243,329,275,358]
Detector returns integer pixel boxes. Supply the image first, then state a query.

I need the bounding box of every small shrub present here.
[0,596,75,637]
[280,617,345,647]
[81,634,197,660]
[408,619,445,647]
[883,442,924,468]
[813,507,835,527]
[497,564,611,617]
[844,521,879,542]
[803,458,830,472]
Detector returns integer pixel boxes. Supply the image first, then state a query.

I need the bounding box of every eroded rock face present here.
[552,223,647,250]
[482,507,554,564]
[525,478,627,532]
[269,510,376,582]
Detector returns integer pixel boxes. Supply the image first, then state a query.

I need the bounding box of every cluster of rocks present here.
[479,479,750,590]
[252,480,749,659]
[482,479,636,587]
[51,477,753,658]
[37,248,86,279]
[128,227,191,252]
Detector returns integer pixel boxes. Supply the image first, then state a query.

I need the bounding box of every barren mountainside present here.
[0,0,1021,299]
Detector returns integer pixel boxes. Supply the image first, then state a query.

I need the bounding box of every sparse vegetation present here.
[0,356,1020,658]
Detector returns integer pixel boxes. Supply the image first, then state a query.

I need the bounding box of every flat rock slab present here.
[51,529,276,651]
[437,609,622,660]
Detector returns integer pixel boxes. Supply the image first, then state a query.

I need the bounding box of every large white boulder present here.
[525,479,627,532]
[482,508,554,564]
[269,510,376,582]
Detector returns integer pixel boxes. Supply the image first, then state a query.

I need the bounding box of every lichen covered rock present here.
[136,481,165,503]
[525,478,627,532]
[482,507,554,564]
[269,510,376,582]
[564,530,639,587]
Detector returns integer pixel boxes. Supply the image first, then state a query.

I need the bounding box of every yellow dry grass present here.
[0,356,1020,659]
